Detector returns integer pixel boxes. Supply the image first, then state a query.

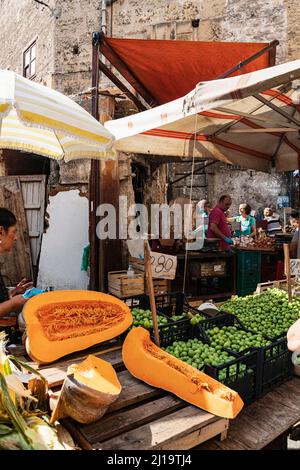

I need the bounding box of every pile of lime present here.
[170,314,186,322]
[131,308,169,329]
[222,288,300,338]
[207,326,271,353]
[163,338,248,382]
[189,313,206,326]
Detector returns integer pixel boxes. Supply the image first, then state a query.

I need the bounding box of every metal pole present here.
[89,32,101,291]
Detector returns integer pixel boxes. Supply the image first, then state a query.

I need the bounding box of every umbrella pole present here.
[144,241,160,347]
[284,243,292,302]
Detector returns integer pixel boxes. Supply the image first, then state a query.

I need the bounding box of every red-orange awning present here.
[101,37,275,104]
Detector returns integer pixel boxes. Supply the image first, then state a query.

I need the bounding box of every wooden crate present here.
[199,260,226,277]
[129,256,145,272]
[129,257,171,295]
[255,277,298,294]
[146,279,170,295]
[108,271,144,298]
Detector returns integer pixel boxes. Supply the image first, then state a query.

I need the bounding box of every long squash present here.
[122,327,244,419]
[24,290,132,363]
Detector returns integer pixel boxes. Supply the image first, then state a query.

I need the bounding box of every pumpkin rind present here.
[24,290,132,363]
[122,327,244,419]
[51,355,121,424]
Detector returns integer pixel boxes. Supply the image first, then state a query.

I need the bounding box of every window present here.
[23,42,36,79]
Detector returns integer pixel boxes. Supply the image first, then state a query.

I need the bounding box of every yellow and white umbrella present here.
[0,70,114,161]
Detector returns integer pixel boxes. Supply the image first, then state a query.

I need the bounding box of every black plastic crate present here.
[194,312,294,397]
[125,291,205,326]
[155,320,258,405]
[197,311,247,333]
[149,291,191,317]
[221,304,289,342]
[122,295,181,338]
[258,337,293,397]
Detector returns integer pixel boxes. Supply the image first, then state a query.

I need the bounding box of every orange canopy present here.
[103,37,274,104]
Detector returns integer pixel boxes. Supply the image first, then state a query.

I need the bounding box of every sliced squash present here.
[24,290,132,363]
[51,355,121,424]
[122,327,244,419]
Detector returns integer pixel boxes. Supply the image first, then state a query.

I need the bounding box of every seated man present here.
[263,207,282,237]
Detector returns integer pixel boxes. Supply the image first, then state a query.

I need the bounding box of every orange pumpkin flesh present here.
[24,290,132,363]
[122,327,244,419]
[51,354,121,424]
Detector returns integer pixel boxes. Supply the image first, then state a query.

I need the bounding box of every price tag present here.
[149,251,177,280]
[290,259,300,276]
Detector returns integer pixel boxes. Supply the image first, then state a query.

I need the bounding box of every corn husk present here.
[0,332,66,450]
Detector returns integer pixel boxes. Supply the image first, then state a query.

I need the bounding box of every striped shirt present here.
[265,216,282,237]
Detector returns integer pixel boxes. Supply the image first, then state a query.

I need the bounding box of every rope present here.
[182,113,199,294]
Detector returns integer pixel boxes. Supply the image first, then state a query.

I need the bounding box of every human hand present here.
[287,318,300,352]
[12,279,34,296]
[223,237,233,245]
[11,294,28,311]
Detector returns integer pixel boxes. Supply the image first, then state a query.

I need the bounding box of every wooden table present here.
[21,345,229,450]
[198,377,300,450]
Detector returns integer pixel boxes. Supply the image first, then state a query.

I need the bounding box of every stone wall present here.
[207,163,290,217]
[0,0,56,85]
[110,0,290,62]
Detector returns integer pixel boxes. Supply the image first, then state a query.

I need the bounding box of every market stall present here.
[1,60,300,451]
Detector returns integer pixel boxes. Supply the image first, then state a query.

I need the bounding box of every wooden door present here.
[0,177,32,286]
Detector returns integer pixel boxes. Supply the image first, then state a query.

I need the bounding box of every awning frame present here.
[98,34,278,111]
[89,33,279,291]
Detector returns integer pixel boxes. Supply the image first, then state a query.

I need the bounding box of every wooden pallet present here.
[26,347,229,450]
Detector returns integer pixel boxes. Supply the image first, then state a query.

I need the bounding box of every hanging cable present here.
[182,112,199,294]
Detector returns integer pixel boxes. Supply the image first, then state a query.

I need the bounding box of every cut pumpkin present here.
[24,290,132,363]
[122,327,244,419]
[50,355,121,424]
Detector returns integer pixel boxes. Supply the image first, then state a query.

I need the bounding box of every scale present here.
[198,300,220,317]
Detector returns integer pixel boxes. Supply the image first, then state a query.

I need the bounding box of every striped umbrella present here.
[105,59,300,171]
[0,70,114,161]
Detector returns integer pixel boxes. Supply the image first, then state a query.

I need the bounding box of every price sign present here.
[149,251,177,280]
[290,259,300,276]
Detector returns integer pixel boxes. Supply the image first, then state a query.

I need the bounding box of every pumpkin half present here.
[24,290,132,363]
[122,327,244,419]
[51,355,121,424]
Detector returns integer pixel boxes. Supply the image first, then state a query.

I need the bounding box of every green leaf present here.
[8,357,46,384]
[3,358,12,376]
[0,372,31,446]
[0,423,13,435]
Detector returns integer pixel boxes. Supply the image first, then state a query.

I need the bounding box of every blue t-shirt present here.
[235,215,256,236]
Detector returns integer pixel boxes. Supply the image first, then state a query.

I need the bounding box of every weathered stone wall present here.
[207,164,290,217]
[0,0,56,85]
[110,0,289,64]
[52,0,102,96]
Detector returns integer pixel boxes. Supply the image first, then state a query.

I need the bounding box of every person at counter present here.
[206,195,233,250]
[233,203,256,238]
[289,210,299,259]
[263,207,282,237]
